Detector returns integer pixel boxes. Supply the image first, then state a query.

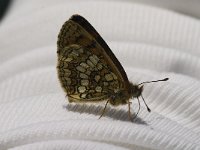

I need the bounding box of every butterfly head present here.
[130,83,144,98]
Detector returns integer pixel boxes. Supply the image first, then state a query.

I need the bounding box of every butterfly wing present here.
[57,15,130,102]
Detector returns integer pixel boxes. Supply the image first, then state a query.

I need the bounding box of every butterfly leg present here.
[99,100,109,119]
[128,101,133,121]
[132,98,141,121]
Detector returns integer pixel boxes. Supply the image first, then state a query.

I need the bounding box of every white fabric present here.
[1,0,200,149]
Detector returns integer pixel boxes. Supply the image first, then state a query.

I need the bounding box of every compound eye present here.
[110,94,115,100]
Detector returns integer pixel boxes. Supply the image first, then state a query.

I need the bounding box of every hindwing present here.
[57,15,129,102]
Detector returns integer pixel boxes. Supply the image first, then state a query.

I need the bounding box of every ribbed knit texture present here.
[0,0,200,149]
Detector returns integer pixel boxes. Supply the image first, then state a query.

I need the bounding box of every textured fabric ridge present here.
[0,0,200,150]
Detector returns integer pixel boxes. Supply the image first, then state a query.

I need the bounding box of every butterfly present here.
[57,14,168,121]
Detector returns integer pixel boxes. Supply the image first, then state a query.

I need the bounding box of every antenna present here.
[141,94,151,112]
[138,78,169,86]
[133,96,151,120]
[134,77,168,117]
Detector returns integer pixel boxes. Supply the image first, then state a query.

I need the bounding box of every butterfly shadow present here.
[64,103,148,125]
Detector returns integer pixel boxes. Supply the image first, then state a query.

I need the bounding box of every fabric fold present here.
[1,1,200,150]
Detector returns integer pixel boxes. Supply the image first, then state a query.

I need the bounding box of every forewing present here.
[57,15,129,102]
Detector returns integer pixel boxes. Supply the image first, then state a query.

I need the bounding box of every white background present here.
[0,0,200,149]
